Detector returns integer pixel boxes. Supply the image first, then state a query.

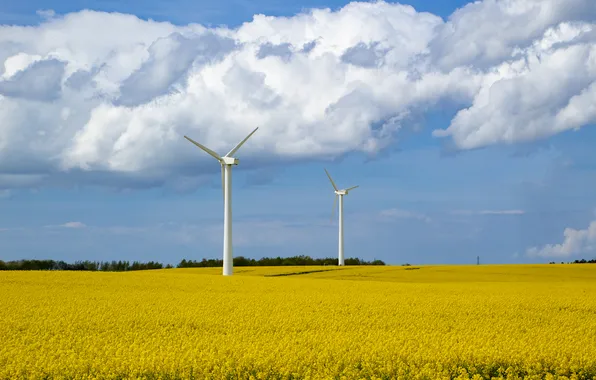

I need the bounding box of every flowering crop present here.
[1,265,595,379]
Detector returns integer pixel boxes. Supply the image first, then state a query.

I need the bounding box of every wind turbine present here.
[324,168,358,266]
[184,127,259,276]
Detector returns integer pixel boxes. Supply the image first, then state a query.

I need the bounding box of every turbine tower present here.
[184,127,259,276]
[325,168,359,266]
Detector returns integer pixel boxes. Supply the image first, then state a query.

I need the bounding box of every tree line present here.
[572,258,596,264]
[178,255,385,267]
[0,255,385,271]
[0,259,168,271]
[548,258,596,264]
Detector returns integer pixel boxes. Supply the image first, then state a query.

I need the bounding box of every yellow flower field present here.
[1,264,595,379]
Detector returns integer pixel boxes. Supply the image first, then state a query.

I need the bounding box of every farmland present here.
[1,265,595,379]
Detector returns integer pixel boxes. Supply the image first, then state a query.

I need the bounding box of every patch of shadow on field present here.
[404,267,421,270]
[264,269,345,277]
[234,268,256,273]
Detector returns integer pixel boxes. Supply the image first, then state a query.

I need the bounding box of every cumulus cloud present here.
[527,220,596,258]
[429,0,596,70]
[0,58,66,101]
[0,0,595,189]
[432,21,596,148]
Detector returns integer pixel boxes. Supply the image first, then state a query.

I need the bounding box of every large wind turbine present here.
[184,127,259,276]
[324,168,359,266]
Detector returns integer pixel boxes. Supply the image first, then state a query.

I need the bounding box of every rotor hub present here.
[222,157,239,165]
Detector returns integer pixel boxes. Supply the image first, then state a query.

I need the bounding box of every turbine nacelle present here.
[324,168,358,196]
[222,157,239,165]
[325,167,359,220]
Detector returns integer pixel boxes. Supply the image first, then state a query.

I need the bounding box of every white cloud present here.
[379,208,431,223]
[1,52,43,80]
[452,209,525,216]
[36,9,56,20]
[527,220,596,258]
[433,24,596,148]
[44,221,87,229]
[62,221,86,228]
[429,0,596,70]
[479,210,525,215]
[0,0,594,189]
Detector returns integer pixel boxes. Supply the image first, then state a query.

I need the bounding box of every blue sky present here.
[0,0,595,265]
[0,0,467,26]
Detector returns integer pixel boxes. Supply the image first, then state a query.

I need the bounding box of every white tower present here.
[184,127,259,276]
[324,169,359,266]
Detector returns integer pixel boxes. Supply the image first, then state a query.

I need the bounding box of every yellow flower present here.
[0,265,595,379]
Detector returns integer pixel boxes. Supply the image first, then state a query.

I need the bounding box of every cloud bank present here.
[0,0,595,189]
[527,219,596,258]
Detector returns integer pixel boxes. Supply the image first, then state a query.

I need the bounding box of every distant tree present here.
[1,255,386,271]
[177,255,385,268]
[572,258,596,264]
[0,259,164,271]
[233,256,254,267]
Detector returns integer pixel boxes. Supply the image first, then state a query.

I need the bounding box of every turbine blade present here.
[331,194,337,223]
[184,136,222,162]
[324,168,339,191]
[224,127,259,157]
[346,185,359,191]
[221,164,225,202]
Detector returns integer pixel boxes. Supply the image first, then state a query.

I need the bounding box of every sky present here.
[0,0,595,266]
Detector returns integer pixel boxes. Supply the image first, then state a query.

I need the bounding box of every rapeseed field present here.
[1,265,595,379]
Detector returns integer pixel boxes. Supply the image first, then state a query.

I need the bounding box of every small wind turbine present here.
[184,127,259,276]
[324,168,358,266]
